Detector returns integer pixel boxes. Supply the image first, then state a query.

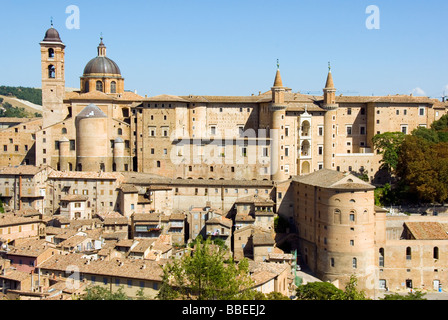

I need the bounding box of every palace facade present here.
[1,24,448,298]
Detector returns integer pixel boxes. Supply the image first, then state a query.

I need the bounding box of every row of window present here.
[3,144,29,152]
[379,247,441,266]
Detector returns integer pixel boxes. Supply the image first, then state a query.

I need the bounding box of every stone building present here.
[3,24,448,299]
[0,165,51,214]
[0,118,42,167]
[31,24,447,187]
[291,169,448,297]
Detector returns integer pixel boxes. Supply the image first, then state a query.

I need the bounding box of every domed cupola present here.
[42,26,63,43]
[80,36,124,94]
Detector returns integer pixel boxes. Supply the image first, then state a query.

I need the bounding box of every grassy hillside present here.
[0,86,42,105]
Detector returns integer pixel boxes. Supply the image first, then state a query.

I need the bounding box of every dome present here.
[76,104,107,119]
[83,56,121,76]
[43,27,62,43]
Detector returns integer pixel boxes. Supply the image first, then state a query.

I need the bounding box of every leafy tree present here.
[296,275,368,300]
[0,102,36,118]
[372,132,406,175]
[334,275,368,300]
[397,136,448,203]
[431,114,448,132]
[411,126,439,143]
[81,285,129,300]
[296,281,343,300]
[380,290,426,300]
[157,236,254,300]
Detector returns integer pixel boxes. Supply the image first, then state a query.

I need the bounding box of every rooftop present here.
[292,169,375,191]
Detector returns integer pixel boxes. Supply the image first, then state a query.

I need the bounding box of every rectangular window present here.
[346,126,352,135]
[419,107,425,116]
[70,140,76,150]
[318,126,323,136]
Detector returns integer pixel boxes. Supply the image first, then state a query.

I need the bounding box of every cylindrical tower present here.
[315,180,377,296]
[113,137,125,172]
[75,104,108,171]
[58,137,70,171]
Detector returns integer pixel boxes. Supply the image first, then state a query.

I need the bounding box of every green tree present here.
[334,275,368,300]
[411,126,439,143]
[157,236,254,300]
[296,281,343,300]
[372,132,406,175]
[397,136,448,203]
[380,290,426,300]
[81,285,129,300]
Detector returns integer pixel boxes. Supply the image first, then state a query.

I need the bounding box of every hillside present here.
[0,86,43,117]
[0,86,42,105]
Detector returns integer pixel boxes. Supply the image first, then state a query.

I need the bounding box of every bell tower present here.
[40,22,66,128]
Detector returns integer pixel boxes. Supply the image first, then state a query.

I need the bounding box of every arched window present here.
[96,80,103,92]
[111,81,117,93]
[48,48,54,58]
[349,210,356,222]
[156,161,161,168]
[352,258,357,268]
[406,247,412,260]
[334,209,341,224]
[117,128,122,135]
[85,81,90,93]
[434,247,439,260]
[48,65,55,78]
[379,248,385,267]
[62,128,67,134]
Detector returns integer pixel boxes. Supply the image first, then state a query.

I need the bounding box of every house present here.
[233,225,276,262]
[205,215,232,248]
[248,261,291,297]
[39,253,164,299]
[0,213,46,246]
[96,211,129,240]
[0,165,51,214]
[5,238,59,273]
[59,195,89,220]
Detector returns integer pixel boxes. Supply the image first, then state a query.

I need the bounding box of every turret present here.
[269,60,288,181]
[322,63,338,169]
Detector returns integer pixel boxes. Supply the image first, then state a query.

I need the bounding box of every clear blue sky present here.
[1,0,447,99]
